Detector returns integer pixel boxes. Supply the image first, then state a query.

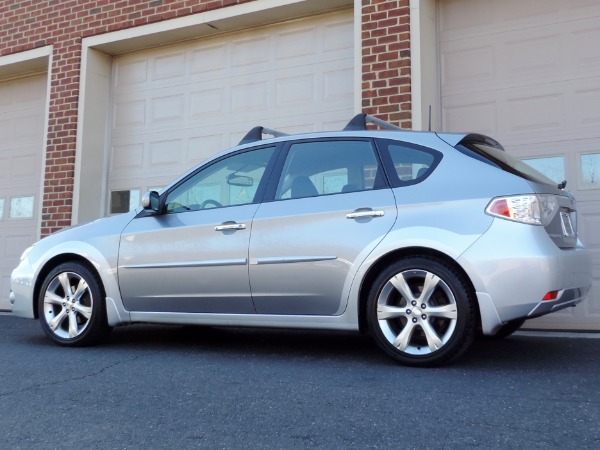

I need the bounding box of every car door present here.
[248,139,397,315]
[118,145,276,314]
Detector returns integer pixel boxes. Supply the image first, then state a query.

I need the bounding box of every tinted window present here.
[166,147,274,212]
[457,141,557,187]
[377,139,441,187]
[275,140,383,200]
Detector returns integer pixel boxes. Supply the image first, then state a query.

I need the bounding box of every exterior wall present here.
[0,0,413,236]
[361,0,412,129]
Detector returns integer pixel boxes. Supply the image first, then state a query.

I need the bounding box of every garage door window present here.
[9,196,34,219]
[581,153,600,188]
[111,189,141,214]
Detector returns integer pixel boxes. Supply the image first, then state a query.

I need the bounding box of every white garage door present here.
[439,0,600,329]
[0,74,46,310]
[108,10,354,214]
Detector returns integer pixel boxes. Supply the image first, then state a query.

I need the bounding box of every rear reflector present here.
[542,291,559,301]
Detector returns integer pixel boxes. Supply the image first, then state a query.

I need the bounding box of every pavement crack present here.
[0,355,140,398]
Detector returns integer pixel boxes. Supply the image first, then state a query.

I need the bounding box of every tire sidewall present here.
[367,257,475,367]
[38,262,109,346]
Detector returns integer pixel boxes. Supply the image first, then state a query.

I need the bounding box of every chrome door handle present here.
[214,223,246,231]
[346,210,385,219]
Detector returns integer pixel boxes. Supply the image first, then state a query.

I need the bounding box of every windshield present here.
[457,141,558,187]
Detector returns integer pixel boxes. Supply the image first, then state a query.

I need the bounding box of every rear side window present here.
[376,139,442,187]
[274,140,384,200]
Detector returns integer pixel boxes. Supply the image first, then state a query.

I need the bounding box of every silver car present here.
[10,114,592,366]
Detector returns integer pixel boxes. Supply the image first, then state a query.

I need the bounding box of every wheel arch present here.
[357,246,480,333]
[33,253,102,319]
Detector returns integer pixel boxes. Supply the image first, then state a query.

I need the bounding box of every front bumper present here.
[10,256,36,319]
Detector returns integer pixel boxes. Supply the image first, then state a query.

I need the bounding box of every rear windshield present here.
[456,141,558,187]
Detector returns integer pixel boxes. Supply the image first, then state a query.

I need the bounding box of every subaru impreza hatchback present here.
[10,114,592,366]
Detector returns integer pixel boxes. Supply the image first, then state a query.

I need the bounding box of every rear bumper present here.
[458,218,592,335]
[527,286,588,319]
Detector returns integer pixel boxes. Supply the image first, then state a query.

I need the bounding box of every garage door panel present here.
[440,45,495,93]
[150,94,185,123]
[153,51,186,81]
[113,99,146,131]
[190,45,227,74]
[442,100,498,136]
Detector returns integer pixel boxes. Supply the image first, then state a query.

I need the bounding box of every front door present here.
[118,146,275,313]
[249,139,397,315]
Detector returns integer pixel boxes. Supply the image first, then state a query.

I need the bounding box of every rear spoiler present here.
[437,132,505,151]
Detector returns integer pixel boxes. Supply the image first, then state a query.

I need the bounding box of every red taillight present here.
[487,199,511,218]
[542,291,559,301]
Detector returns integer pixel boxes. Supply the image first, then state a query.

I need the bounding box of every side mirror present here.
[142,190,160,212]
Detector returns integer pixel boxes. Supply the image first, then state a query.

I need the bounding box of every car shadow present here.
[95,324,598,370]
[13,314,597,370]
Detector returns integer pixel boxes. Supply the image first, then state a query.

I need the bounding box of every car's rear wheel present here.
[38,262,111,346]
[367,257,476,367]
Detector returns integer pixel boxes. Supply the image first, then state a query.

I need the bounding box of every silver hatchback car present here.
[10,114,592,366]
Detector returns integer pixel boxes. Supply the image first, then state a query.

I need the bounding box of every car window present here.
[377,139,441,187]
[456,141,558,187]
[275,140,383,200]
[165,146,275,213]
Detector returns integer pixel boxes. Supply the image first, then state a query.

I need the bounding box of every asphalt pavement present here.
[1,313,598,449]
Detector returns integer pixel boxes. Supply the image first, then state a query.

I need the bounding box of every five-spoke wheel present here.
[39,262,111,346]
[368,257,476,367]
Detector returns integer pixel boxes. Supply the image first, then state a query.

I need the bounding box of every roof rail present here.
[343,113,403,131]
[239,126,289,145]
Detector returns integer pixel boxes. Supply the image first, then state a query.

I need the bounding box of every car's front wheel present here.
[367,257,476,367]
[38,262,111,346]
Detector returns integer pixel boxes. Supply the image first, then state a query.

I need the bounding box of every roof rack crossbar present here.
[343,113,403,131]
[239,126,289,145]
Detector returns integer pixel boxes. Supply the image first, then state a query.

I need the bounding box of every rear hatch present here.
[446,134,578,249]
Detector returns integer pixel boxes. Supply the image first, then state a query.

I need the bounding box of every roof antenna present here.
[428,105,432,131]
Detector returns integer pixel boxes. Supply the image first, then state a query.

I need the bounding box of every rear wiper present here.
[558,180,567,189]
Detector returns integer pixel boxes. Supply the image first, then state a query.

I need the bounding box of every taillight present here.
[542,291,559,301]
[485,194,559,226]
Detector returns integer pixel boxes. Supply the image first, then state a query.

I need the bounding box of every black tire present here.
[485,318,526,340]
[38,261,111,346]
[367,256,476,367]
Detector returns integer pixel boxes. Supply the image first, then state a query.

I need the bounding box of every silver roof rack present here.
[239,113,402,146]
[343,113,402,131]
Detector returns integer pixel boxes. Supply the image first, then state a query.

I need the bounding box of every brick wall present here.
[361,0,412,129]
[0,0,255,236]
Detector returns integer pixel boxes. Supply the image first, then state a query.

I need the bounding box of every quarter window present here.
[378,139,440,186]
[275,140,383,200]
[165,146,275,213]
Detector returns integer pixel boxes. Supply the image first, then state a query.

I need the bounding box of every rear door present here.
[248,139,397,315]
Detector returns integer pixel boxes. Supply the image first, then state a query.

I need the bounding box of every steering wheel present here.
[200,199,223,209]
